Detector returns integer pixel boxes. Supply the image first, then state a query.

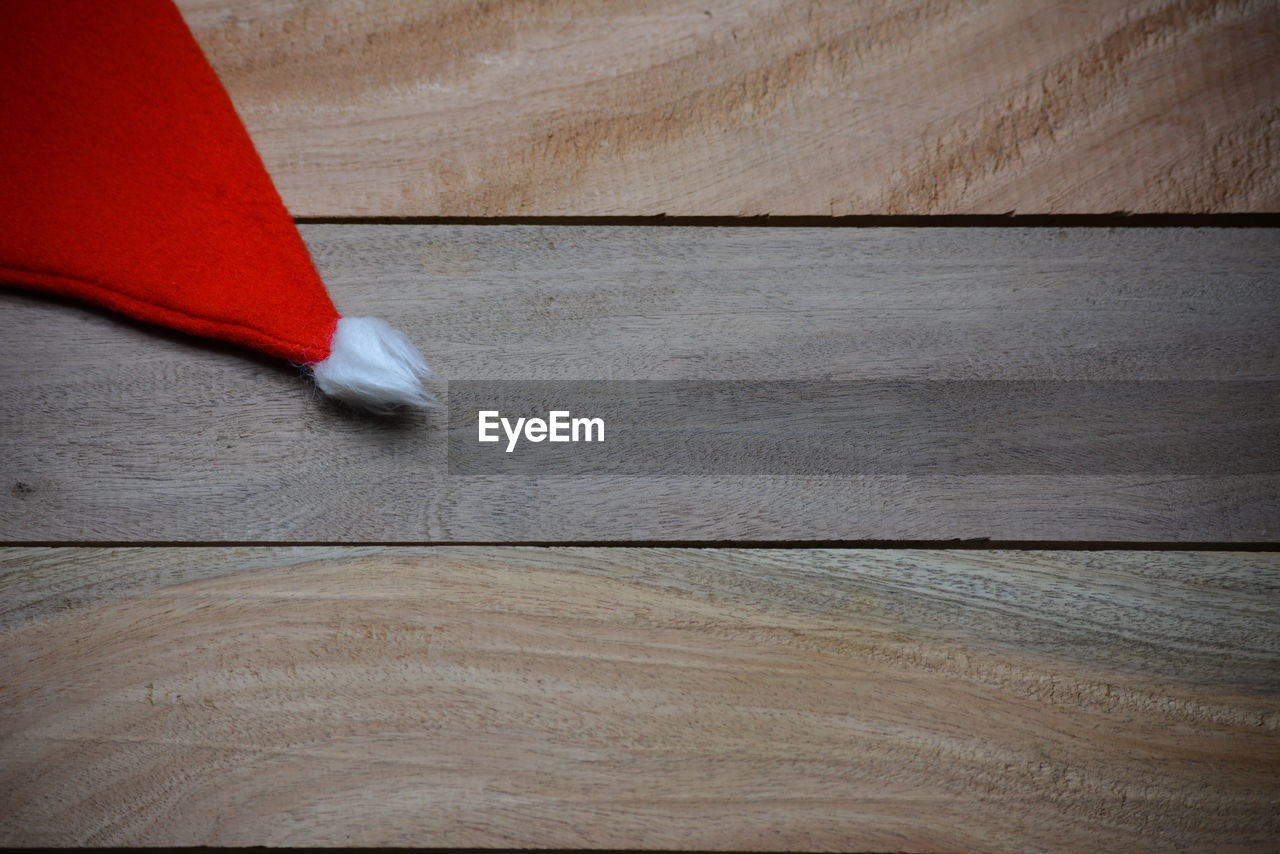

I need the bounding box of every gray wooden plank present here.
[1,226,1276,541]
[1,546,1276,848]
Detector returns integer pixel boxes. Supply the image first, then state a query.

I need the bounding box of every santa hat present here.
[0,0,430,412]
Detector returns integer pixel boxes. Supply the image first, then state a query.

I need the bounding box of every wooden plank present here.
[2,226,1277,542]
[0,546,1275,848]
[176,0,1280,216]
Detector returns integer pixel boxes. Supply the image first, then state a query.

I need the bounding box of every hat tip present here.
[310,316,433,414]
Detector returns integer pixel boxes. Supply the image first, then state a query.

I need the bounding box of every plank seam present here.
[5,540,1278,551]
[293,214,1280,227]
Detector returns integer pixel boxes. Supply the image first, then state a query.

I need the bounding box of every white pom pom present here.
[310,316,432,413]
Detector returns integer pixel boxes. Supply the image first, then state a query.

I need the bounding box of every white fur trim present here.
[310,316,432,412]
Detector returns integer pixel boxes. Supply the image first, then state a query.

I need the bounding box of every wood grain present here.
[0,546,1275,848]
[176,0,1280,216]
[2,226,1276,542]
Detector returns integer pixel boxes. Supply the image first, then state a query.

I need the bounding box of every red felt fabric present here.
[0,0,339,364]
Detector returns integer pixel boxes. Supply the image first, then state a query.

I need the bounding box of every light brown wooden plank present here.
[2,225,1277,542]
[0,547,1275,848]
[177,0,1280,216]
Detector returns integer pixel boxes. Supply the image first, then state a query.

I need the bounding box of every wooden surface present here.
[2,226,1277,542]
[1,546,1276,849]
[176,0,1280,216]
[6,4,1280,845]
